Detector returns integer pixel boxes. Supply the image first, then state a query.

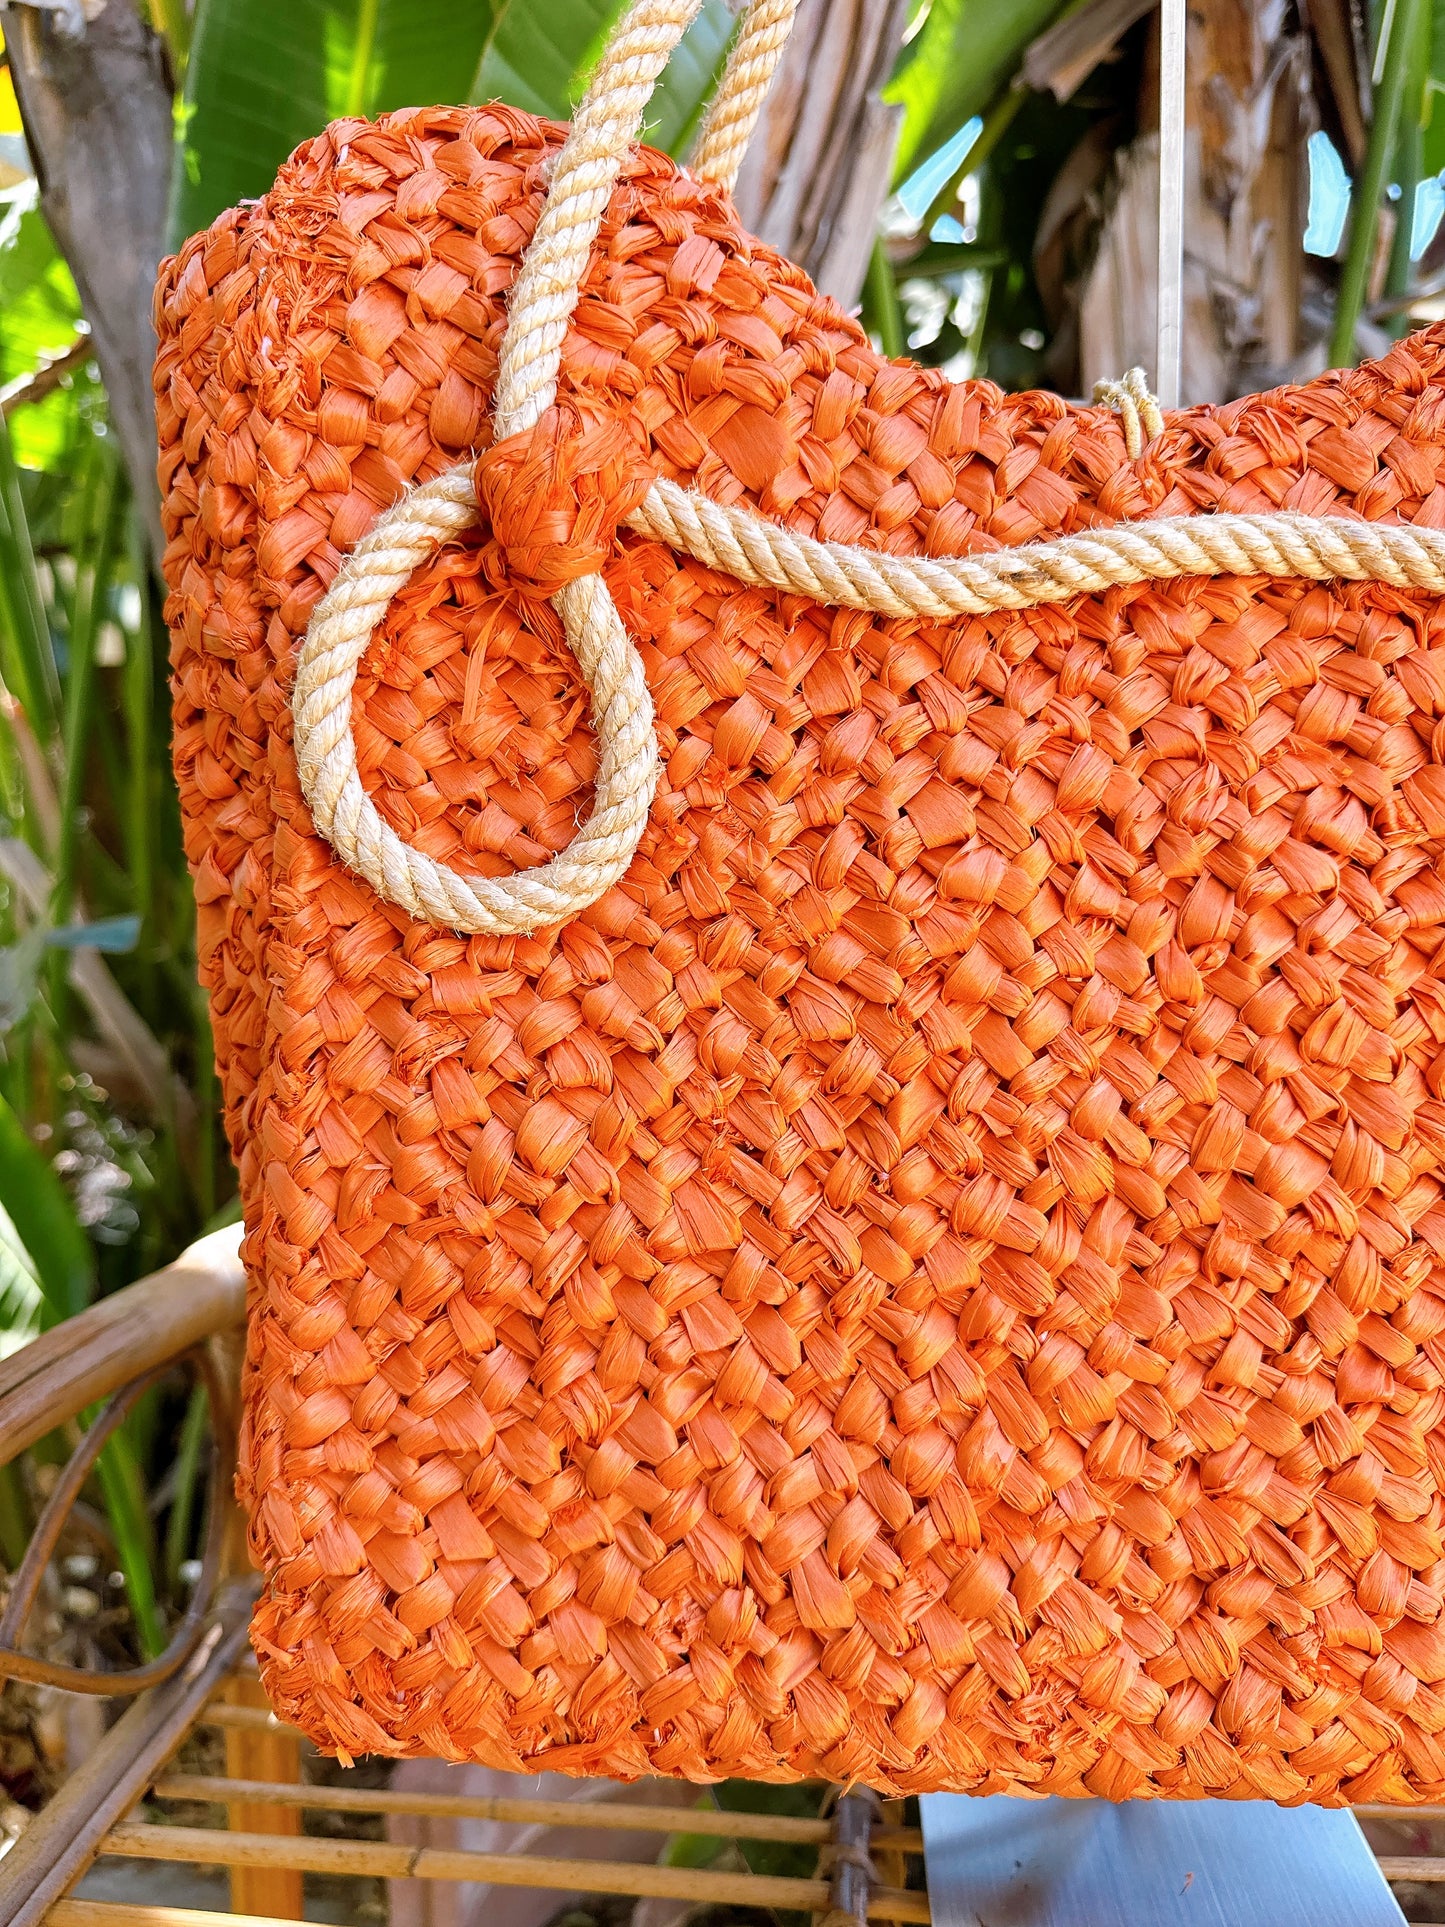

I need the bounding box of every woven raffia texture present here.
[157,103,1445,1802]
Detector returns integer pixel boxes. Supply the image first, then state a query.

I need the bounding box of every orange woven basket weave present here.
[155,0,1445,1803]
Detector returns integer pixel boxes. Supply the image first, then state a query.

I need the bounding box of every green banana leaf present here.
[471,0,732,154]
[1417,1,1445,182]
[0,182,86,471]
[886,0,1070,182]
[172,0,735,247]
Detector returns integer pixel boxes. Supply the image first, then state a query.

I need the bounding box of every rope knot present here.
[473,403,655,597]
[1093,367,1165,460]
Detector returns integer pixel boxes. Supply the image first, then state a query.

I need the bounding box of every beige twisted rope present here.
[1094,367,1166,459]
[691,0,801,193]
[625,477,1445,613]
[293,0,711,936]
[294,0,813,937]
[293,468,659,933]
[291,0,1445,939]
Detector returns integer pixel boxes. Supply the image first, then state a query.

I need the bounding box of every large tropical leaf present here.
[170,1,492,245]
[470,0,732,152]
[886,0,1069,181]
[173,0,734,246]
[1421,0,1445,180]
[0,181,87,471]
[647,0,733,155]
[171,0,327,245]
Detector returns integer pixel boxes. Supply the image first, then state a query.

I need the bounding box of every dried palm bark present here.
[729,0,913,307]
[3,0,171,542]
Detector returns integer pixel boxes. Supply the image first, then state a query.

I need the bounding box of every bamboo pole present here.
[0,1583,256,1927]
[50,1906,288,1927]
[0,1224,244,1466]
[196,1702,285,1732]
[150,1772,924,1852]
[218,1678,303,1920]
[1376,1856,1445,1881]
[98,1823,933,1921]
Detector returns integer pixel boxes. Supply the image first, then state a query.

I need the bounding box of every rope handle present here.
[294,0,800,937]
[293,0,1430,943]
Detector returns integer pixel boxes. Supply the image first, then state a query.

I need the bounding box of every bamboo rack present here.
[10,1638,932,1925]
[106,1665,930,1924]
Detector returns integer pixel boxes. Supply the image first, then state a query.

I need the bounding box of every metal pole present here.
[1156,0,1187,407]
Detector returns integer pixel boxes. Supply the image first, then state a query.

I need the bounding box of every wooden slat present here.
[1354,1806,1445,1822]
[97,1823,932,1922]
[196,1703,282,1733]
[1377,1857,1445,1882]
[0,1226,244,1465]
[150,1773,922,1852]
[50,1906,291,1927]
[218,1679,302,1921]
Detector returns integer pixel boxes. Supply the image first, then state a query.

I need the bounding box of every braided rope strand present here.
[691,0,801,194]
[1093,367,1165,459]
[293,0,704,936]
[493,0,704,438]
[626,480,1445,614]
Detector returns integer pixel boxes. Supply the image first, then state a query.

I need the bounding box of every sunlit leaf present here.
[0,1088,94,1322]
[173,0,734,247]
[0,1198,42,1350]
[885,0,1069,181]
[0,182,87,471]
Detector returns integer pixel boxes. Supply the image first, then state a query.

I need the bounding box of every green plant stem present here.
[0,1085,162,1655]
[1385,0,1433,326]
[344,0,382,117]
[1331,0,1428,366]
[0,1088,92,1321]
[0,410,59,739]
[95,1428,164,1660]
[52,439,121,936]
[148,0,192,75]
[164,1382,209,1585]
[864,240,905,360]
[921,87,1026,238]
[122,515,155,962]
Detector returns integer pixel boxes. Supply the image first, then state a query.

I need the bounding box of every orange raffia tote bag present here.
[155,0,1445,1802]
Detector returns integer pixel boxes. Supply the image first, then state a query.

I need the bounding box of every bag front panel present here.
[157,103,1445,1799]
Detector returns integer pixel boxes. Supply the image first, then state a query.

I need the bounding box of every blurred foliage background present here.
[0,0,1435,1778]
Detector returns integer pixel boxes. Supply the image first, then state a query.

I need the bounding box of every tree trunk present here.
[730,0,912,309]
[5,0,172,543]
[1077,0,1315,404]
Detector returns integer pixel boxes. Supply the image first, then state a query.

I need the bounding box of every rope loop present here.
[292,465,660,936]
[293,0,718,938]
